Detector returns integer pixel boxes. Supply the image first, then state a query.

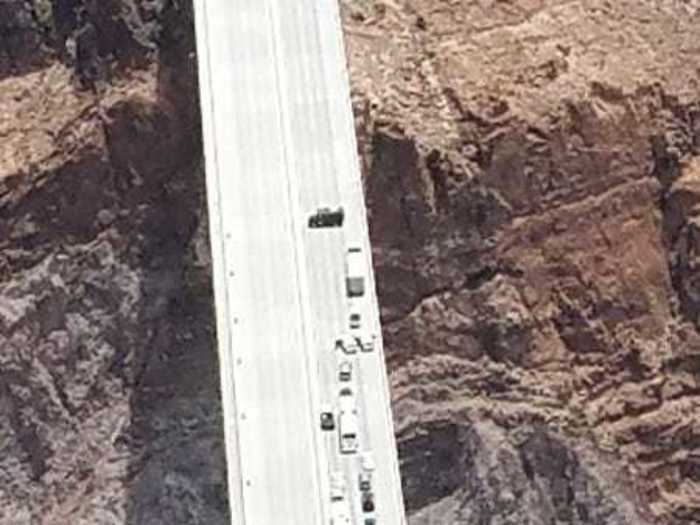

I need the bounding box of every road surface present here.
[194,1,407,524]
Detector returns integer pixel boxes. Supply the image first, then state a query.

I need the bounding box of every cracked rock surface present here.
[343,1,700,523]
[1,0,700,524]
[0,2,228,524]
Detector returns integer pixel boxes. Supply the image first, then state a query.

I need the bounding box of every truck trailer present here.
[345,246,366,297]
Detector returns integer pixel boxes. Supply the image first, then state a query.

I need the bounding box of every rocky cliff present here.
[0,1,699,524]
[0,2,228,524]
[343,1,700,523]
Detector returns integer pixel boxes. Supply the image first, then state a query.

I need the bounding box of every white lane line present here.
[278,2,338,522]
[192,1,247,524]
[223,3,268,520]
[264,1,327,524]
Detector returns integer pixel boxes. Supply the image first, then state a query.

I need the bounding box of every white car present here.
[339,387,356,412]
[360,451,376,472]
[330,470,345,501]
[339,360,352,381]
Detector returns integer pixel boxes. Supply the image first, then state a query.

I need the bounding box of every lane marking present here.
[264,1,328,524]
[192,2,248,524]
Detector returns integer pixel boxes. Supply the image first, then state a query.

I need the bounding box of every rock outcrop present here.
[0,2,228,524]
[343,1,700,523]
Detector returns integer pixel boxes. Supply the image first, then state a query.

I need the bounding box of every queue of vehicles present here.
[309,206,380,525]
[325,376,379,524]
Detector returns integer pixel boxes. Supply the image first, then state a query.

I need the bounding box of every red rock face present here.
[343,1,700,523]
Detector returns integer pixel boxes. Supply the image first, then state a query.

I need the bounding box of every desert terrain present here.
[0,1,699,523]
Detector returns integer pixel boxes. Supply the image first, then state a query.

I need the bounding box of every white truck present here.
[338,412,360,454]
[330,499,351,525]
[330,470,345,501]
[345,246,366,297]
[329,471,351,525]
[338,388,359,454]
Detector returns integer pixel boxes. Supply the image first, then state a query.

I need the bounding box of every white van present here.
[338,412,359,454]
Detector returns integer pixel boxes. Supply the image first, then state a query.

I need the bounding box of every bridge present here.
[193,1,407,524]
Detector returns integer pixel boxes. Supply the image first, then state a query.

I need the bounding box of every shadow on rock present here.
[107,92,231,525]
[400,419,655,525]
[120,172,231,524]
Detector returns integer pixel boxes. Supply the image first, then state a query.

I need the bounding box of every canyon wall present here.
[342,1,700,523]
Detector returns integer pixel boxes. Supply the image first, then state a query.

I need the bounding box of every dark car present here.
[320,410,335,431]
[308,206,344,228]
[362,492,375,513]
[364,519,376,525]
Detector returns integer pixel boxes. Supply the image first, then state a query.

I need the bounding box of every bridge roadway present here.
[194,1,407,524]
